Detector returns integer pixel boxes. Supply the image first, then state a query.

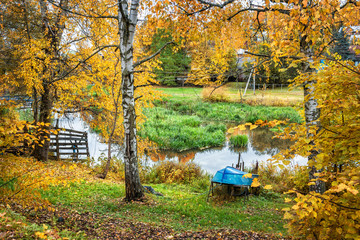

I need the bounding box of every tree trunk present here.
[32,0,68,162]
[34,83,52,161]
[304,81,325,193]
[118,0,144,201]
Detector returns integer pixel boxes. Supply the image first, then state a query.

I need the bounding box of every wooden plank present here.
[57,152,89,156]
[85,132,90,157]
[57,147,88,150]
[50,141,87,146]
[52,132,85,137]
[50,149,88,154]
[52,128,86,134]
[50,127,90,160]
[50,137,86,141]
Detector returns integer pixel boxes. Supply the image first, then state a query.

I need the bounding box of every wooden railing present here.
[49,128,90,160]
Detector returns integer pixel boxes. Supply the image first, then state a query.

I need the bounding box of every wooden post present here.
[56,120,60,161]
[85,132,90,158]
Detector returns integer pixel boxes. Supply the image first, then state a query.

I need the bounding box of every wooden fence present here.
[49,128,89,160]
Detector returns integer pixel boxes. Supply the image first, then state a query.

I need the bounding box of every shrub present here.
[202,87,230,102]
[229,134,248,147]
[141,160,207,184]
[256,162,308,194]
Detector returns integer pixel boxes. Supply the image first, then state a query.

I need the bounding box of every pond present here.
[144,127,307,174]
[55,114,306,174]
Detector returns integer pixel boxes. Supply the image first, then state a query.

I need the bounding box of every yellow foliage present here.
[264,185,273,190]
[243,173,252,178]
[0,155,88,209]
[277,62,360,239]
[251,178,261,187]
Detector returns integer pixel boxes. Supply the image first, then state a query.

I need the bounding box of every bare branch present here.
[134,95,143,101]
[228,7,290,21]
[133,41,174,68]
[340,0,357,10]
[48,0,117,19]
[197,0,235,8]
[245,51,303,60]
[174,3,211,16]
[134,81,159,89]
[324,56,360,75]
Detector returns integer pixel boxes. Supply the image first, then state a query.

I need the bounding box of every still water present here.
[56,114,306,174]
[144,127,307,174]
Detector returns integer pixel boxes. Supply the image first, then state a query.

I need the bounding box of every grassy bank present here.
[140,86,302,151]
[41,181,289,234]
[155,84,304,106]
[156,100,301,124]
[139,107,227,151]
[0,156,293,239]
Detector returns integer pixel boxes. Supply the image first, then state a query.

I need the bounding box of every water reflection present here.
[145,127,307,174]
[54,114,306,174]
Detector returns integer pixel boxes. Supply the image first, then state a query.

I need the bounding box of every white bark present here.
[304,80,325,194]
[118,0,143,200]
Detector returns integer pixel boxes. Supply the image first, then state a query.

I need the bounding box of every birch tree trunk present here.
[117,0,144,201]
[304,81,325,194]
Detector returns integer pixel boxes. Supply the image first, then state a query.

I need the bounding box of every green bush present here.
[229,134,248,147]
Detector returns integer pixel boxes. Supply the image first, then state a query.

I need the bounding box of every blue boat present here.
[211,166,259,186]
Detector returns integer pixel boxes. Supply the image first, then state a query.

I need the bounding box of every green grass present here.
[41,181,290,235]
[230,134,249,147]
[156,87,203,101]
[18,109,33,122]
[158,99,301,123]
[140,87,302,151]
[139,107,226,151]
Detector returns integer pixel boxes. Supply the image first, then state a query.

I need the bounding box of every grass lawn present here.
[40,181,290,236]
[154,83,303,107]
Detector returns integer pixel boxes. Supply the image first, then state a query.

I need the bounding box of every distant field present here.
[154,83,304,107]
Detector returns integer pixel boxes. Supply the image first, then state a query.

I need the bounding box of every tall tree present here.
[149,28,191,87]
[51,0,175,200]
[0,0,72,161]
[331,27,354,61]
[177,0,360,238]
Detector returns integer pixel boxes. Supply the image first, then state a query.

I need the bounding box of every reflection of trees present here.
[249,127,293,155]
[147,127,293,164]
[148,150,196,164]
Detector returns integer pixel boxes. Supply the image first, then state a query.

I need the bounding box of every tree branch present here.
[51,45,119,83]
[133,41,174,68]
[208,59,269,96]
[174,3,212,16]
[228,6,290,20]
[324,56,360,75]
[245,51,303,60]
[48,0,117,19]
[197,0,235,8]
[134,81,159,89]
